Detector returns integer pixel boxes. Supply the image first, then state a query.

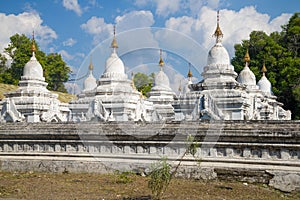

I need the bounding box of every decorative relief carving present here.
[0,139,299,163]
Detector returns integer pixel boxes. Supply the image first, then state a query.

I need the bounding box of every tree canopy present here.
[231,12,300,119]
[0,34,70,92]
[133,72,154,97]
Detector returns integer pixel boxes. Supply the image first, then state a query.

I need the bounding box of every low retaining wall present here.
[0,120,299,192]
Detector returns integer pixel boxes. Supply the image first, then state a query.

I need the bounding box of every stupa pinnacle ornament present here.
[187,63,193,78]
[88,55,94,71]
[111,25,118,50]
[213,10,223,43]
[159,49,164,69]
[261,61,267,76]
[178,80,182,92]
[31,31,36,53]
[244,48,250,64]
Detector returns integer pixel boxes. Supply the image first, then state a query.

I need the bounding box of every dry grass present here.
[0,83,76,103]
[52,90,77,103]
[0,171,298,200]
[0,83,18,100]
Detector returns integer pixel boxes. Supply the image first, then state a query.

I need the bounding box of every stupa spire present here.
[244,49,250,63]
[88,55,94,71]
[261,61,267,76]
[178,80,182,93]
[158,49,164,70]
[244,48,250,68]
[111,25,118,51]
[31,31,36,54]
[213,10,223,43]
[187,63,193,78]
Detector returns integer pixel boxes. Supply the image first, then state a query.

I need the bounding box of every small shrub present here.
[114,171,133,184]
[148,157,171,200]
[148,134,199,199]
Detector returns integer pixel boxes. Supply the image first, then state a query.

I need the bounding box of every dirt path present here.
[0,171,298,200]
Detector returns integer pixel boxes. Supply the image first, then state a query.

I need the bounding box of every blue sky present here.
[0,0,299,93]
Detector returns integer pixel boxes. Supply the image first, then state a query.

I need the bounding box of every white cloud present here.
[81,16,113,45]
[63,38,77,47]
[133,0,221,17]
[155,0,181,16]
[114,10,157,56]
[185,0,205,16]
[185,0,221,15]
[0,12,57,51]
[62,0,82,16]
[269,13,292,30]
[164,6,292,58]
[133,0,181,17]
[133,0,149,7]
[76,52,85,58]
[206,0,220,9]
[81,10,155,46]
[116,10,154,31]
[59,49,74,61]
[165,16,195,35]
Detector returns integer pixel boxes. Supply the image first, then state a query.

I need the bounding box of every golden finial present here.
[178,80,182,92]
[88,55,94,71]
[111,25,118,49]
[261,62,267,75]
[244,49,250,63]
[187,63,193,78]
[213,11,223,42]
[31,31,36,53]
[159,49,164,67]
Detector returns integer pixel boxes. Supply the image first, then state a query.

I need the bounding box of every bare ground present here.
[0,171,299,200]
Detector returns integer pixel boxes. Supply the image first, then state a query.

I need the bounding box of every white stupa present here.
[69,57,98,121]
[148,49,175,120]
[0,33,70,122]
[201,12,238,89]
[70,26,154,122]
[173,64,198,121]
[182,64,193,95]
[94,26,153,121]
[174,11,292,121]
[194,11,247,120]
[237,49,257,90]
[257,63,273,95]
[83,57,97,92]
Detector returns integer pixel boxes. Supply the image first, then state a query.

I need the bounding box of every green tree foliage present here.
[0,54,8,82]
[231,13,300,119]
[44,53,70,92]
[1,34,33,84]
[133,72,154,97]
[0,34,70,92]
